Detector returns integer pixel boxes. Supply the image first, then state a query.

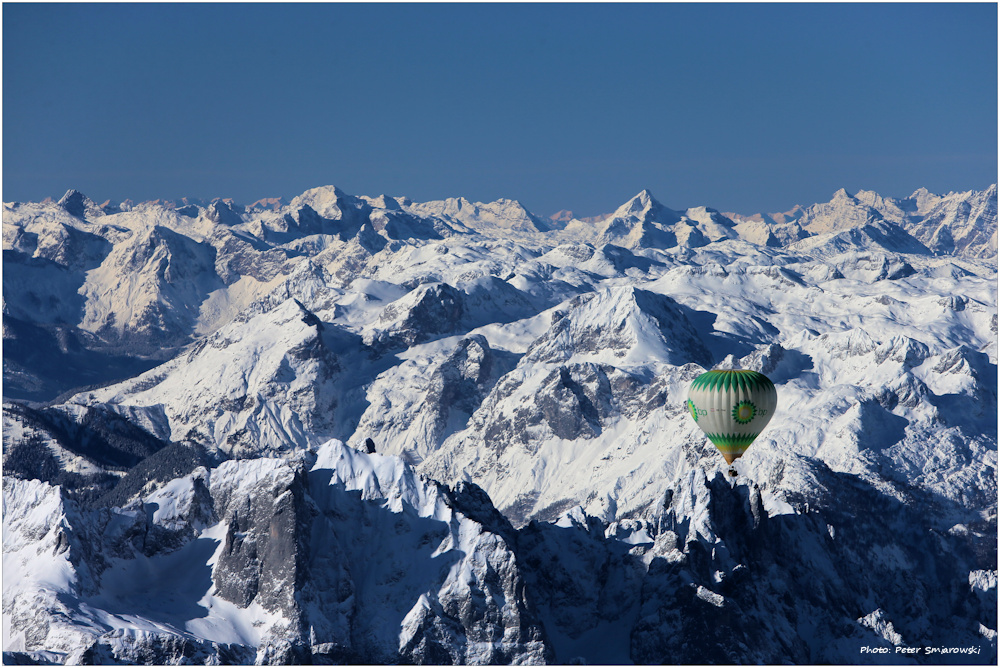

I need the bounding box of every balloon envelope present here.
[687,370,777,464]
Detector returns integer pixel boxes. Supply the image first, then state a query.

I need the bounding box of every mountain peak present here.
[363,194,403,211]
[608,190,673,221]
[288,185,359,221]
[621,189,657,214]
[208,199,244,226]
[298,184,347,199]
[524,285,710,366]
[57,189,104,219]
[597,190,684,249]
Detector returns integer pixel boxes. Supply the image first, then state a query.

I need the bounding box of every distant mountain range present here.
[3,183,997,664]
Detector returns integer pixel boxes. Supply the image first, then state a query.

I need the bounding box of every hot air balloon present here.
[687,369,777,476]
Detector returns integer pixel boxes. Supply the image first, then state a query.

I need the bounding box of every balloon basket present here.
[728,466,739,478]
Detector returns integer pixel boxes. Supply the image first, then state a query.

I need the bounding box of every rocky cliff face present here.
[3,442,554,665]
[6,444,993,664]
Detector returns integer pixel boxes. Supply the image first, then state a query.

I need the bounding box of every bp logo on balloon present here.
[732,400,756,424]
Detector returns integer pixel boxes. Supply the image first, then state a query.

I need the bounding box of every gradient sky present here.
[3,3,997,217]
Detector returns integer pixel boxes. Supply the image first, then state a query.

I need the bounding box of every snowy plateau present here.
[1,183,997,665]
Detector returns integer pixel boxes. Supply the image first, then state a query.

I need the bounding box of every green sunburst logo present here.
[688,399,699,422]
[732,400,756,424]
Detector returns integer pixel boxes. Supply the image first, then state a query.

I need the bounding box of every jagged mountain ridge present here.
[727,185,998,259]
[3,183,997,664]
[4,183,994,401]
[3,441,994,664]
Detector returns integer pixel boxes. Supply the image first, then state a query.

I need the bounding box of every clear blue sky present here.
[3,3,997,217]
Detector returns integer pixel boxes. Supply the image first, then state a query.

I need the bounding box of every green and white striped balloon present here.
[687,369,778,464]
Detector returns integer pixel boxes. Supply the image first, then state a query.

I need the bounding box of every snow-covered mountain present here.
[728,185,998,259]
[3,183,997,664]
[3,442,550,664]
